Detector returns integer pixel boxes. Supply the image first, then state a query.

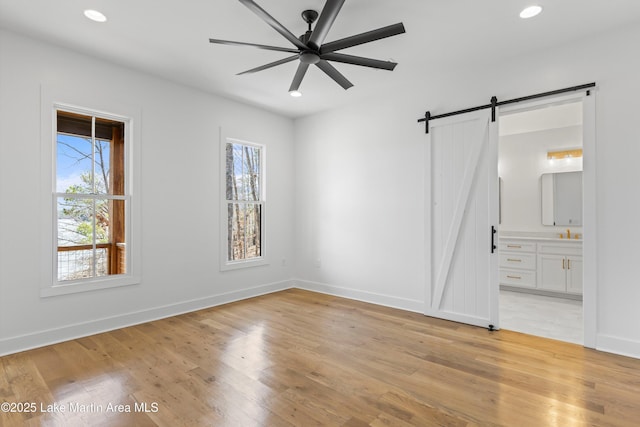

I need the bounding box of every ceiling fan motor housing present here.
[299,50,320,65]
[299,30,313,45]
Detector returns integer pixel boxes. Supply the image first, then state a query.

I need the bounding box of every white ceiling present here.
[2,1,640,118]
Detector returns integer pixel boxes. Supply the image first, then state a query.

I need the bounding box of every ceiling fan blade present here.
[209,39,298,54]
[307,0,345,50]
[238,0,308,50]
[320,52,397,71]
[238,55,299,75]
[316,60,353,90]
[320,23,406,54]
[289,63,310,92]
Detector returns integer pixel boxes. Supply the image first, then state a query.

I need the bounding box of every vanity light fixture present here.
[84,9,107,23]
[289,90,302,98]
[520,5,543,19]
[547,149,583,160]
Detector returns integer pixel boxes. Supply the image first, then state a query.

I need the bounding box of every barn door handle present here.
[491,226,497,254]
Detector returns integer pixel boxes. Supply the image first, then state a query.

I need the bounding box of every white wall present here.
[0,30,295,355]
[294,23,640,358]
[293,98,427,311]
[499,125,583,234]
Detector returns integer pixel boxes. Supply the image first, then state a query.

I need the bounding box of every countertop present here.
[499,233,582,242]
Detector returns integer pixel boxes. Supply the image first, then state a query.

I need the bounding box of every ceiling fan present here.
[209,0,406,93]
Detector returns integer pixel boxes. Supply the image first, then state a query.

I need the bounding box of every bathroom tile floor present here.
[499,290,583,344]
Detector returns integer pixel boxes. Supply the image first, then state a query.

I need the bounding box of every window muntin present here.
[55,110,128,282]
[225,140,264,264]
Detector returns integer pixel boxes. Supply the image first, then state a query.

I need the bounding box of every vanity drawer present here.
[499,253,536,270]
[538,243,582,256]
[500,269,536,288]
[498,241,536,253]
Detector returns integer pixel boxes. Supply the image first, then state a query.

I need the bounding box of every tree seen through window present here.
[56,111,127,281]
[225,141,263,262]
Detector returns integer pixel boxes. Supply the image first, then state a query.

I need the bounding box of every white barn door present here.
[425,109,499,329]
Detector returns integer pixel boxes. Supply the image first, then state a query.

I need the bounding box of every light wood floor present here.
[1,289,639,426]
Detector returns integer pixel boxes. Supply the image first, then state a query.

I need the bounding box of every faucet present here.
[566,229,571,239]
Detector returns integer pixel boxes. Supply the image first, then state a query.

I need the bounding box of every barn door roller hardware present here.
[417,82,596,134]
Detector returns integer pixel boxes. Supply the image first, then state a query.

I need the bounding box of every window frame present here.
[220,137,267,271]
[40,97,141,297]
[54,108,129,283]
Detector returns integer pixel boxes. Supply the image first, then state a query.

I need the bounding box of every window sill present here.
[221,258,268,272]
[41,275,141,298]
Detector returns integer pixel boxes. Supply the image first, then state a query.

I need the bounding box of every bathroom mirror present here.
[541,171,582,226]
[498,177,503,224]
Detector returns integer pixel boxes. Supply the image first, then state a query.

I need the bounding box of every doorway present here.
[422,87,597,348]
[497,96,590,344]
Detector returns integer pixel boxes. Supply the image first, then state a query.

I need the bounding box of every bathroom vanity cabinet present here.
[499,237,582,297]
[499,241,537,289]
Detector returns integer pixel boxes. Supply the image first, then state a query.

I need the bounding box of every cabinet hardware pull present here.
[507,258,522,262]
[567,259,571,269]
[506,275,522,279]
[507,245,522,248]
[562,259,565,269]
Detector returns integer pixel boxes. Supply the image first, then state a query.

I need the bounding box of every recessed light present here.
[520,5,543,19]
[289,90,302,98]
[84,9,107,23]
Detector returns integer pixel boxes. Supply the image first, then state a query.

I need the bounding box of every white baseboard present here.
[293,279,424,313]
[4,279,640,362]
[597,334,640,360]
[0,280,294,357]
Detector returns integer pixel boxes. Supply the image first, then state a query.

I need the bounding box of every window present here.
[54,109,129,283]
[223,139,265,269]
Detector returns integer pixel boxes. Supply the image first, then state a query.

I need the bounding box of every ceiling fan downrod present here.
[299,10,318,45]
[298,10,321,64]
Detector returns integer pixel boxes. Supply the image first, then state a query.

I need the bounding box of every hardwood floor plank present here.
[378,390,469,427]
[2,288,640,426]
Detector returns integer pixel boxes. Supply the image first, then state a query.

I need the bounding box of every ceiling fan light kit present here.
[209,0,405,93]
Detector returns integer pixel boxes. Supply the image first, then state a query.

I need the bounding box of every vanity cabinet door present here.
[538,254,567,292]
[566,256,583,294]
